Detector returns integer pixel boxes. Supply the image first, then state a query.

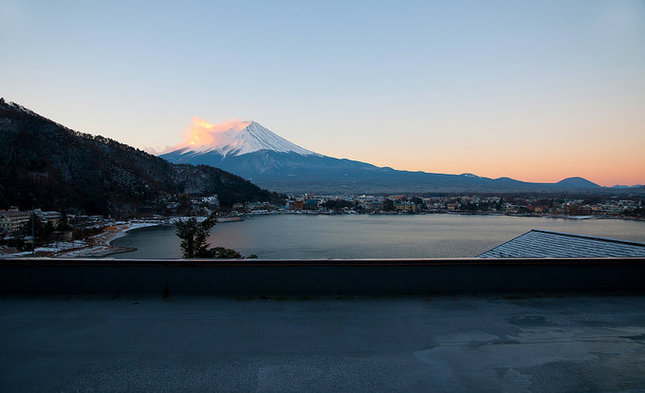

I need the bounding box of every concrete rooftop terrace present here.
[1,295,645,392]
[2,258,645,392]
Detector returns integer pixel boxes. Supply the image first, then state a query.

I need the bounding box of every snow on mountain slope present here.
[172,118,317,157]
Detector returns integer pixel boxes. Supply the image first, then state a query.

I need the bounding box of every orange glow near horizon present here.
[319,121,645,187]
[353,160,644,187]
[161,117,644,187]
[358,148,645,187]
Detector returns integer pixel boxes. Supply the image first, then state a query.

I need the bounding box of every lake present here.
[110,214,645,259]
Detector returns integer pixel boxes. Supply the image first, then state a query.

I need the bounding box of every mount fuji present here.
[171,120,317,158]
[159,120,605,194]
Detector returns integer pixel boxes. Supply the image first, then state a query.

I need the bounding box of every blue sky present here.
[1,0,644,185]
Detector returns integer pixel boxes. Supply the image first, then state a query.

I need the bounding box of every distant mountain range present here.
[160,120,643,194]
[0,99,282,216]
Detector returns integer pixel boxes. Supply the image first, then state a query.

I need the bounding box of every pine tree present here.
[174,213,217,258]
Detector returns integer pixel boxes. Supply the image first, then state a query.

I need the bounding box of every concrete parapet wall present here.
[1,258,644,295]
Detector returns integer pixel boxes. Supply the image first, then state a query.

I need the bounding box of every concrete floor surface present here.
[1,295,645,392]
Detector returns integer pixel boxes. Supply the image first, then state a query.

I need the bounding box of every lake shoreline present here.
[110,214,645,260]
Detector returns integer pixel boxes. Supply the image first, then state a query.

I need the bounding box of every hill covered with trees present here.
[0,99,282,216]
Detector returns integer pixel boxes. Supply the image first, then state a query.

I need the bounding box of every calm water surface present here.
[111,214,645,259]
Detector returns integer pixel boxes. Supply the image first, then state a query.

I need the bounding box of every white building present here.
[0,208,31,234]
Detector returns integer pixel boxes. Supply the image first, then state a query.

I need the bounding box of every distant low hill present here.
[0,99,282,216]
[555,177,602,189]
[160,120,640,194]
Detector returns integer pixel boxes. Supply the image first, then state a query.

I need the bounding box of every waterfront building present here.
[365,201,383,212]
[394,201,415,212]
[35,210,62,226]
[0,208,31,234]
[303,199,320,210]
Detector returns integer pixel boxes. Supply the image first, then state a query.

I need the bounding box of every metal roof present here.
[478,229,645,258]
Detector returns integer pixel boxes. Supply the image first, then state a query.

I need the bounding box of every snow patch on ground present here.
[1,221,163,258]
[107,222,161,245]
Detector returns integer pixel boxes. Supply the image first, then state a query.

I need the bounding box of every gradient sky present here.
[1,0,644,186]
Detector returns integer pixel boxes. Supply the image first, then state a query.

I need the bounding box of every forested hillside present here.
[0,99,282,216]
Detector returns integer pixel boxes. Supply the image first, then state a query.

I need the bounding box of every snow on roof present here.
[478,229,645,258]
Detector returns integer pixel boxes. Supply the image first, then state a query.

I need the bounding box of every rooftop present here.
[2,257,645,391]
[1,295,644,392]
[478,229,645,258]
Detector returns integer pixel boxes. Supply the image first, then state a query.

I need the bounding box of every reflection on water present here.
[111,215,645,259]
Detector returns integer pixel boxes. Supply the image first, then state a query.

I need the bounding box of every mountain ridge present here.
[161,120,630,194]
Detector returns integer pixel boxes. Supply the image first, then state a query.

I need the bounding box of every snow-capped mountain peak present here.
[174,118,317,157]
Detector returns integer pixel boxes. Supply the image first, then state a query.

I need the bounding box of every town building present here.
[394,201,415,212]
[0,208,31,234]
[35,210,62,226]
[303,199,320,210]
